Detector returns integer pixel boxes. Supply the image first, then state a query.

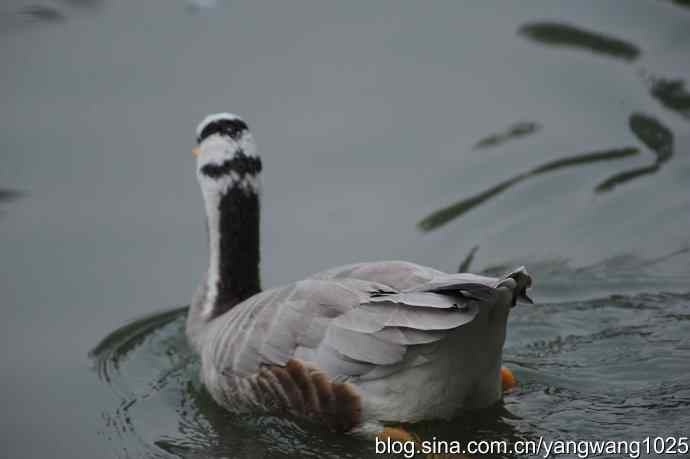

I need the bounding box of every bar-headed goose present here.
[187,113,533,437]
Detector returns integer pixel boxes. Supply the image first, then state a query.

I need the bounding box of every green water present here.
[1,1,688,458]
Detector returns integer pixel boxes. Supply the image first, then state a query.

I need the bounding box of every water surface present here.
[1,0,688,457]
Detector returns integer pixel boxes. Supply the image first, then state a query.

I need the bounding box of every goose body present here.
[186,113,533,434]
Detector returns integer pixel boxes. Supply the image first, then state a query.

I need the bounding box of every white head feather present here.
[195,113,260,193]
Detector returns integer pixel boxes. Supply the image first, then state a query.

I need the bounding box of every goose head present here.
[193,112,262,195]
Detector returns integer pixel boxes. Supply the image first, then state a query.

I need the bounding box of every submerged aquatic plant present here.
[418,147,639,232]
[596,113,673,192]
[473,122,541,150]
[519,21,640,61]
[649,78,690,119]
[419,111,675,231]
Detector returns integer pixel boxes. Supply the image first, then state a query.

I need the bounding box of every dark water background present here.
[1,1,688,457]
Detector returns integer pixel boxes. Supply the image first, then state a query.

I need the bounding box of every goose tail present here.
[497,266,534,305]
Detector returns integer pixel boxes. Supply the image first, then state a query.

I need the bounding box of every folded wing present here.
[208,261,516,383]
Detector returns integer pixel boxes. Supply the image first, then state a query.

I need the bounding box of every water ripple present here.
[90,290,690,457]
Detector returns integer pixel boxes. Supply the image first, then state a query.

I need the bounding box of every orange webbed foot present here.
[501,366,517,391]
[376,425,419,443]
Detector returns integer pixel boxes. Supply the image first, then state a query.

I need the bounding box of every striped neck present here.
[203,184,261,319]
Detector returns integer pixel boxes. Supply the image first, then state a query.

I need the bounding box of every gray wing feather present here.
[332,301,479,334]
[368,292,466,308]
[324,326,406,365]
[309,260,443,290]
[313,344,376,377]
[257,300,307,365]
[404,272,499,290]
[403,274,500,303]
[357,350,435,382]
[204,261,528,384]
[371,327,447,345]
[364,301,479,330]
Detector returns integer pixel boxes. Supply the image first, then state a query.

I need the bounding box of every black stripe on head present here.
[197,118,249,144]
[201,149,263,179]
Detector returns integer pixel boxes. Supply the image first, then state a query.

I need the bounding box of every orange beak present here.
[192,147,200,157]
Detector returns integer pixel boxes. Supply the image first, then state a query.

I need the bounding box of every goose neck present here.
[203,185,261,318]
